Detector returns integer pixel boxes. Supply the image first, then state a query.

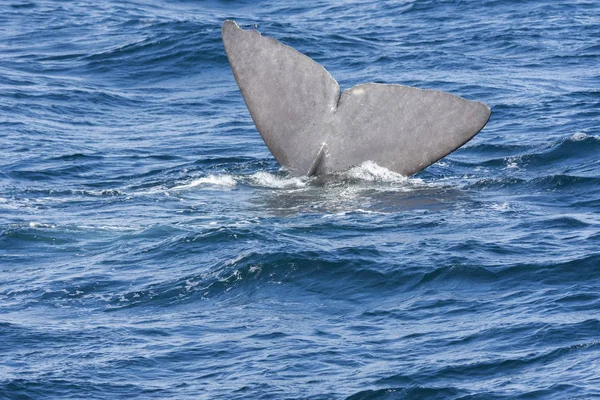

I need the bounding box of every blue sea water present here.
[1,0,600,398]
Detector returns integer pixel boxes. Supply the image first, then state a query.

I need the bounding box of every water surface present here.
[1,0,600,398]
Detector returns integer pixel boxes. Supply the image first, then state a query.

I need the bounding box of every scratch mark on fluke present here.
[222,20,491,176]
[307,142,328,177]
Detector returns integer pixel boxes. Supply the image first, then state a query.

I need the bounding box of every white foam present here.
[172,175,237,190]
[225,253,248,266]
[505,156,520,169]
[344,161,410,183]
[75,224,137,232]
[571,132,589,141]
[322,208,382,218]
[571,132,599,141]
[249,171,307,188]
[83,189,122,197]
[28,222,56,228]
[490,202,510,212]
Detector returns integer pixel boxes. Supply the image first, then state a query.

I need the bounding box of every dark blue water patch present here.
[346,386,464,400]
[496,253,600,286]
[515,215,591,230]
[103,248,401,310]
[434,342,598,383]
[1,379,161,400]
[78,22,227,82]
[466,174,600,199]
[1,224,77,248]
[416,264,498,286]
[556,292,600,313]
[461,134,600,174]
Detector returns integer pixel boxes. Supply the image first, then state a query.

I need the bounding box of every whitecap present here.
[343,161,410,183]
[172,174,237,190]
[571,132,599,141]
[28,222,57,228]
[490,202,510,211]
[571,132,588,141]
[249,171,307,188]
[505,156,520,169]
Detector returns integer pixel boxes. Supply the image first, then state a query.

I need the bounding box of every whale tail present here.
[222,20,491,176]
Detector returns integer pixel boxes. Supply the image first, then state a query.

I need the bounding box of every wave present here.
[470,174,600,190]
[103,246,600,311]
[460,132,600,170]
[498,253,600,286]
[248,171,308,189]
[171,174,237,190]
[104,248,412,310]
[346,386,463,400]
[147,162,422,195]
[78,20,227,81]
[342,161,411,183]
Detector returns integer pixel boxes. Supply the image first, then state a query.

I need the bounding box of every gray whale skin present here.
[222,20,491,177]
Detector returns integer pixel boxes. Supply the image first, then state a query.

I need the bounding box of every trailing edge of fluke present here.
[222,20,491,177]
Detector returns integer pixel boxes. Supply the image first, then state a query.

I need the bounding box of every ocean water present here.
[1,0,599,398]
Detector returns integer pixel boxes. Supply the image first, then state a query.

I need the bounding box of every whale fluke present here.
[222,20,491,176]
